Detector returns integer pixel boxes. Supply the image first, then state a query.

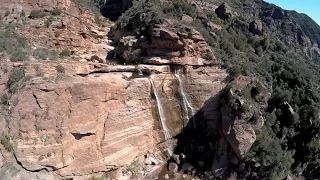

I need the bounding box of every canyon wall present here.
[0,1,269,179]
[6,62,227,178]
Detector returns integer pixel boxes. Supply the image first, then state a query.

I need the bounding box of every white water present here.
[137,69,143,76]
[149,78,173,155]
[174,71,196,129]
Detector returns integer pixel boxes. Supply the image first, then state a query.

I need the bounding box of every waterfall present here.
[136,65,143,75]
[174,71,196,129]
[149,78,173,155]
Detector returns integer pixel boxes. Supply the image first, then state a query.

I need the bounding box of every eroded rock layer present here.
[7,62,228,177]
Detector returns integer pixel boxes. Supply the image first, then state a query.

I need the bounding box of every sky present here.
[264,0,320,25]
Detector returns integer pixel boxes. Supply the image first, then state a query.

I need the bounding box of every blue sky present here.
[264,0,320,25]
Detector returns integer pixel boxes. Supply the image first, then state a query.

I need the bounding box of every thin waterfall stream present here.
[149,77,173,155]
[174,71,196,129]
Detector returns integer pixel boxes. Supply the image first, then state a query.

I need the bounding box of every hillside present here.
[108,0,320,179]
[0,0,320,180]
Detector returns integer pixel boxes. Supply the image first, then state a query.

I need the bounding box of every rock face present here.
[0,0,113,62]
[114,23,217,65]
[220,76,270,158]
[0,1,273,179]
[7,62,228,178]
[10,68,155,177]
[249,20,263,36]
[0,162,56,180]
[215,3,232,20]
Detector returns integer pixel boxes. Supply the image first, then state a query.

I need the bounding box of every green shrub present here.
[161,0,197,18]
[7,67,25,94]
[1,93,9,106]
[251,86,261,97]
[308,139,320,153]
[0,29,30,62]
[266,112,277,125]
[54,31,62,37]
[55,64,65,73]
[33,48,58,60]
[123,49,141,63]
[247,127,294,179]
[51,8,62,16]
[29,10,46,19]
[228,65,241,78]
[10,50,29,62]
[1,134,13,152]
[4,11,10,17]
[126,159,140,178]
[59,49,72,58]
[36,70,44,77]
[73,0,100,13]
[94,14,102,26]
[20,10,26,17]
[45,16,54,27]
[241,103,250,113]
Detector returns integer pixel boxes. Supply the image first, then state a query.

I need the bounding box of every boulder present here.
[220,76,270,158]
[249,20,263,36]
[144,154,158,165]
[90,55,106,64]
[115,36,138,59]
[215,3,232,20]
[172,154,180,165]
[151,27,182,50]
[181,15,193,24]
[168,162,178,173]
[206,22,222,31]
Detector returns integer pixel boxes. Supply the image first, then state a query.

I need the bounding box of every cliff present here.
[1,0,320,179]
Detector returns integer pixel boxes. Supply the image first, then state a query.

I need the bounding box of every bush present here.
[251,86,261,97]
[0,29,30,62]
[10,50,29,62]
[126,159,140,178]
[54,31,62,38]
[1,134,13,152]
[33,48,58,60]
[29,10,46,19]
[266,112,277,125]
[20,10,26,17]
[1,93,9,106]
[5,11,10,17]
[228,65,241,78]
[161,0,197,18]
[7,67,25,94]
[247,127,294,179]
[59,49,72,58]
[123,49,141,63]
[51,8,62,16]
[55,64,65,73]
[45,16,54,27]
